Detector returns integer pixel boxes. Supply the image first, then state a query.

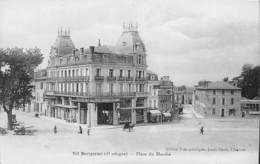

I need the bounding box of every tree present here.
[240,64,260,99]
[0,48,43,130]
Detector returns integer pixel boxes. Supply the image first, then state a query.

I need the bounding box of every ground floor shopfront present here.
[44,96,148,127]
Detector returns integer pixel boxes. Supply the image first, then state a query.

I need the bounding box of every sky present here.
[0,0,259,86]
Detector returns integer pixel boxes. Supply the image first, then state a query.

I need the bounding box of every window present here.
[68,70,71,77]
[85,83,89,93]
[76,83,79,92]
[85,68,88,76]
[72,70,75,77]
[61,70,63,77]
[213,98,216,104]
[231,90,234,95]
[138,55,142,64]
[128,70,131,78]
[212,108,216,115]
[222,90,225,95]
[109,69,113,77]
[149,100,152,107]
[138,71,142,78]
[96,68,101,76]
[222,98,225,105]
[213,90,216,95]
[128,84,131,92]
[120,69,123,77]
[65,70,67,77]
[231,98,234,105]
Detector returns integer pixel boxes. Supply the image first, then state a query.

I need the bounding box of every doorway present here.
[221,109,225,117]
[228,109,236,116]
[97,103,113,125]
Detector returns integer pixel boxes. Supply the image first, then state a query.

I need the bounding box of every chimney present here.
[89,46,95,54]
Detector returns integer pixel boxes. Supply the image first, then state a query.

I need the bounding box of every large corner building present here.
[44,24,148,126]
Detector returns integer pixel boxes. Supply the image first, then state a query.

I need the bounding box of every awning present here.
[149,110,161,116]
[52,104,77,109]
[163,112,171,117]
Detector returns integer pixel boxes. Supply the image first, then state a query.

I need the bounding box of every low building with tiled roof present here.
[194,81,242,117]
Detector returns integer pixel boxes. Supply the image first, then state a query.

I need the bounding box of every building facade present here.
[44,25,148,126]
[147,71,159,110]
[175,86,194,105]
[194,81,241,117]
[240,98,260,117]
[31,69,48,115]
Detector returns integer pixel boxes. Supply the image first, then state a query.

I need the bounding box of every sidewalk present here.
[190,106,204,119]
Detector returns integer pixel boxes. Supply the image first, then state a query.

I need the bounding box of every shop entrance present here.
[228,109,236,116]
[97,103,113,125]
[221,109,225,117]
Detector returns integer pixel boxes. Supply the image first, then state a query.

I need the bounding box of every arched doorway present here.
[221,109,225,117]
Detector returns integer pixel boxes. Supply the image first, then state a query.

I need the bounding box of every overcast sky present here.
[0,0,259,86]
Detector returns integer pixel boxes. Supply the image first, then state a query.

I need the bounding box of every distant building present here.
[194,81,241,117]
[31,69,48,115]
[147,71,159,110]
[240,97,260,117]
[156,76,176,120]
[147,71,160,122]
[175,86,194,105]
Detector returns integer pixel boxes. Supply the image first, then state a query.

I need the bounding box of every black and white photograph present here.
[0,0,259,163]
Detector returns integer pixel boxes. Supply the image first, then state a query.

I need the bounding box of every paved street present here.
[0,106,258,164]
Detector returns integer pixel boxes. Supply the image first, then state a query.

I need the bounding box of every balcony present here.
[135,77,147,81]
[46,76,90,82]
[45,91,136,98]
[136,92,148,97]
[107,76,116,81]
[126,77,134,81]
[95,76,104,81]
[95,92,136,98]
[117,76,126,81]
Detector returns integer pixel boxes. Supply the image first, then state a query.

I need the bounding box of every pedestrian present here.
[87,128,90,136]
[200,126,204,135]
[78,126,82,134]
[54,125,57,134]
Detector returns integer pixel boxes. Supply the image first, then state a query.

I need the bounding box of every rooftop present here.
[196,81,241,90]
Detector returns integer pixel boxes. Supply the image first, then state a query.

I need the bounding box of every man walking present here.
[200,126,204,135]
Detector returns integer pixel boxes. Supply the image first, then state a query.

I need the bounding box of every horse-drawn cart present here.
[123,122,135,132]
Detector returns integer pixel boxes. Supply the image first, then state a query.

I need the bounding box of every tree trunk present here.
[7,110,13,130]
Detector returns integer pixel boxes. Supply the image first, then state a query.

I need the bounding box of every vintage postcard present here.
[0,0,259,164]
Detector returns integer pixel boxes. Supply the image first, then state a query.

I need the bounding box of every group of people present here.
[53,125,90,135]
